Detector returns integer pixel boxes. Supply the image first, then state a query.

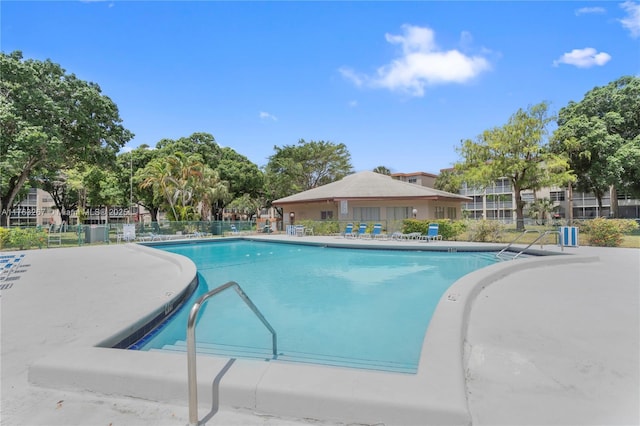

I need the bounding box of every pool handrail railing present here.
[187,281,278,426]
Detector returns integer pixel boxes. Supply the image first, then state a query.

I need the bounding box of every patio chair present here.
[47,224,62,247]
[343,223,355,238]
[230,224,240,235]
[420,223,443,242]
[371,223,388,240]
[355,223,369,238]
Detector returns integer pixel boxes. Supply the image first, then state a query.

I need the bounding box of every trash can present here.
[85,225,107,243]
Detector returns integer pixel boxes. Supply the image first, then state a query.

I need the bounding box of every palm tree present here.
[196,168,230,220]
[139,157,180,221]
[373,166,391,175]
[528,198,556,225]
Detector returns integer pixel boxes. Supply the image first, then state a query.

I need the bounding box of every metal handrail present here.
[187,281,277,426]
[496,230,541,258]
[512,230,562,259]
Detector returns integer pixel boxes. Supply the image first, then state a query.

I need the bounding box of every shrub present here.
[401,219,467,240]
[467,220,504,242]
[0,227,9,249]
[298,220,340,236]
[581,218,639,247]
[4,227,47,250]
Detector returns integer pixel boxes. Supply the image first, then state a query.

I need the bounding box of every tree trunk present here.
[610,186,618,218]
[567,184,573,226]
[514,186,526,231]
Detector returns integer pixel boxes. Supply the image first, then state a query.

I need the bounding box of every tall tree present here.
[0,51,133,225]
[455,102,573,231]
[139,152,229,221]
[264,139,353,202]
[551,76,640,216]
[434,168,463,194]
[156,132,223,168]
[217,147,264,199]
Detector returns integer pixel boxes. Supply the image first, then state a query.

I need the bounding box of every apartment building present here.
[6,188,140,227]
[393,171,640,221]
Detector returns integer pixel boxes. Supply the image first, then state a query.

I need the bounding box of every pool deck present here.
[1,235,638,425]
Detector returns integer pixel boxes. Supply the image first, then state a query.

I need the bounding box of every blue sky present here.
[2,1,639,175]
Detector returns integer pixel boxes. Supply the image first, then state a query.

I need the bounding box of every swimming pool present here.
[134,240,498,373]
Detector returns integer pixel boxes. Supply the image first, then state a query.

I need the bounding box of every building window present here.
[447,207,457,219]
[550,191,565,202]
[320,210,334,220]
[353,207,380,221]
[408,178,417,184]
[435,206,445,219]
[521,193,535,203]
[386,207,411,220]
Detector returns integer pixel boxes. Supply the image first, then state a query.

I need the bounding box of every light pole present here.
[129,154,133,224]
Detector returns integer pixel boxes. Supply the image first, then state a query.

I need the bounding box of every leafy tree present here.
[373,166,391,175]
[0,51,133,226]
[551,76,640,216]
[434,168,463,193]
[156,133,261,217]
[156,132,223,168]
[38,170,80,220]
[217,147,264,199]
[264,139,353,202]
[118,145,163,222]
[455,102,573,231]
[226,193,261,220]
[82,164,125,223]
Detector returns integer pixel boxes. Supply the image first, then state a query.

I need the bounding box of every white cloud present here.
[620,1,640,38]
[553,47,612,68]
[575,6,606,15]
[259,111,277,121]
[339,24,491,97]
[348,100,358,108]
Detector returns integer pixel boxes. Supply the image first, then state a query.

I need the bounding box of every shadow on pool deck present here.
[1,236,638,425]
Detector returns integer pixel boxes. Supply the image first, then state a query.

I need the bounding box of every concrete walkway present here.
[465,246,639,426]
[0,237,638,425]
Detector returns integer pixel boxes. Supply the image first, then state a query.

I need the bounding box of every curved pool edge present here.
[26,240,597,426]
[417,253,600,423]
[95,243,199,349]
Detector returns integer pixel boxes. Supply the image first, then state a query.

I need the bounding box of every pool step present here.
[154,340,416,374]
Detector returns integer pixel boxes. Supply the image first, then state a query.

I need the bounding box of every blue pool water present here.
[137,240,498,373]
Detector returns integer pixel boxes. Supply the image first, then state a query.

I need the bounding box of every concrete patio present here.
[0,236,637,425]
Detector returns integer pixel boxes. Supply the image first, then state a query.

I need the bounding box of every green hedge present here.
[0,227,47,250]
[401,219,468,241]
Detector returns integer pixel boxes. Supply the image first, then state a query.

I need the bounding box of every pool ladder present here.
[187,281,277,426]
[497,230,562,260]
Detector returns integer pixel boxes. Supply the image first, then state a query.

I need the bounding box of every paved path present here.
[466,246,639,426]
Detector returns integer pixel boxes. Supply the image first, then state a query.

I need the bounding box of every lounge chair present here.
[420,223,443,242]
[371,223,388,240]
[343,223,355,238]
[355,223,369,238]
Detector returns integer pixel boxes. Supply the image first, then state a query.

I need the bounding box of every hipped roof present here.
[272,171,471,205]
